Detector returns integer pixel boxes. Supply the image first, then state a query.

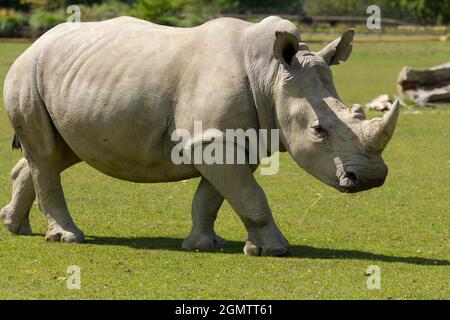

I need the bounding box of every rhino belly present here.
[48,97,199,182]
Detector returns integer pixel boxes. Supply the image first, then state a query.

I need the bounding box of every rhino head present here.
[245,17,399,193]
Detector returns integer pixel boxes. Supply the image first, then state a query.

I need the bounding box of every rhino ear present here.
[273,31,300,67]
[317,28,354,66]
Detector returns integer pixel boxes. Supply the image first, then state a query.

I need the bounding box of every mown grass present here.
[0,39,449,299]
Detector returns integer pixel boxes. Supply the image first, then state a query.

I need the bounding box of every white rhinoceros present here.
[1,16,399,256]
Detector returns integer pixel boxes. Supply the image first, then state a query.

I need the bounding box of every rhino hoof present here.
[45,228,84,243]
[243,241,262,256]
[1,205,32,236]
[182,233,228,251]
[243,240,290,257]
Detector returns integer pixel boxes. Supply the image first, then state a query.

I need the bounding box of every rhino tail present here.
[12,133,21,150]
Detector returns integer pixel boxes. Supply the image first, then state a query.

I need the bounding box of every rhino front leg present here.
[182,178,228,250]
[194,163,289,256]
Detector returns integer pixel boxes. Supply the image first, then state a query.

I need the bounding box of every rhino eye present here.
[312,125,328,139]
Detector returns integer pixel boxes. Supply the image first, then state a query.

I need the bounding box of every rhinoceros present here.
[1,16,399,256]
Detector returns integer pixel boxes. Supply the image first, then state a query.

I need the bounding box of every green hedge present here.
[29,11,65,33]
[80,0,132,21]
[0,15,28,37]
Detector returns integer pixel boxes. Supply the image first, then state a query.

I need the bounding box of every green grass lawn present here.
[0,39,449,299]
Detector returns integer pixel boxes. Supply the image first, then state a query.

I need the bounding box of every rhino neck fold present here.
[242,21,292,153]
[244,54,287,154]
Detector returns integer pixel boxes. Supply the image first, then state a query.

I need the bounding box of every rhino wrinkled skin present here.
[1,16,399,256]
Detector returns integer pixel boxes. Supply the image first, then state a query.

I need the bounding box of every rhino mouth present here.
[338,172,359,193]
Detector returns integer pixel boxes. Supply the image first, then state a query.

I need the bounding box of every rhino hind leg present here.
[182,178,228,250]
[27,144,83,243]
[193,163,290,257]
[2,150,82,238]
[4,70,83,242]
[1,158,35,235]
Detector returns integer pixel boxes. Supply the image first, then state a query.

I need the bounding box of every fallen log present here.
[365,94,393,111]
[397,62,450,106]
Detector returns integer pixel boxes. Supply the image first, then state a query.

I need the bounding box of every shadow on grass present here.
[84,235,450,266]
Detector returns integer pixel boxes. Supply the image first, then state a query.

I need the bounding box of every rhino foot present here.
[182,232,228,251]
[244,240,290,256]
[45,226,84,243]
[1,205,32,236]
[244,222,290,257]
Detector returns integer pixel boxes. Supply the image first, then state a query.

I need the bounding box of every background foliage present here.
[0,0,448,37]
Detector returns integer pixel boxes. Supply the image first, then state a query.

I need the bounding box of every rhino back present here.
[27,17,256,182]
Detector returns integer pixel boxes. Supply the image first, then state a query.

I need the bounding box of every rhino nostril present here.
[339,172,359,189]
[347,172,357,183]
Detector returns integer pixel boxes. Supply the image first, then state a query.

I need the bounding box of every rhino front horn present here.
[362,100,400,152]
